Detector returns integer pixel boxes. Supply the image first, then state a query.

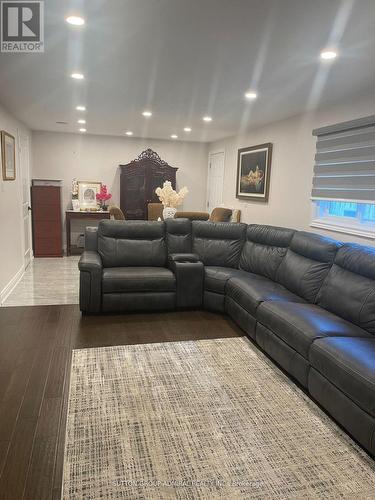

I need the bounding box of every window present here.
[311,115,375,238]
[313,200,375,238]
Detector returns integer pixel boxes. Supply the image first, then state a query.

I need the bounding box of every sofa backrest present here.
[239,225,295,280]
[192,221,247,268]
[317,243,375,334]
[84,226,98,251]
[165,218,192,254]
[97,220,167,267]
[277,231,340,302]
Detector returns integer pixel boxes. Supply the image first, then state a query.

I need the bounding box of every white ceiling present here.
[1,0,375,143]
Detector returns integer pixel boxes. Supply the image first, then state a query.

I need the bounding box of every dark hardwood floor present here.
[0,305,242,500]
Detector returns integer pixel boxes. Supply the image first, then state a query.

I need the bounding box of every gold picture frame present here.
[77,180,102,210]
[1,131,16,181]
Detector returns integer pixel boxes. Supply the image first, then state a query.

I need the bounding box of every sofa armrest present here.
[169,257,204,309]
[168,253,200,263]
[84,227,98,252]
[79,251,102,314]
[79,250,102,271]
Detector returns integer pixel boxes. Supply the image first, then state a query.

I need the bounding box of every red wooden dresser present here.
[31,181,63,257]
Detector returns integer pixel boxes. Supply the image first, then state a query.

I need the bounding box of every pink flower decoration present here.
[96,184,112,202]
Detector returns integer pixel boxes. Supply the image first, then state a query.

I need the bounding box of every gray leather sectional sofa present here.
[79,219,375,456]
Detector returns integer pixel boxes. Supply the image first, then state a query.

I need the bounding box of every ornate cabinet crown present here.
[119,149,178,220]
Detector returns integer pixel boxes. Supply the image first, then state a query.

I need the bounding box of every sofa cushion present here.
[239,225,295,281]
[276,231,340,302]
[102,267,175,293]
[192,221,247,268]
[317,243,375,333]
[226,274,305,317]
[165,218,192,254]
[257,302,372,359]
[204,266,246,294]
[310,337,375,417]
[98,220,167,267]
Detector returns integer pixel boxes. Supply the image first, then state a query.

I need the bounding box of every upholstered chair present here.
[209,207,233,222]
[147,203,164,221]
[109,205,125,220]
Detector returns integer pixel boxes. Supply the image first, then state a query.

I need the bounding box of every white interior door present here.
[19,133,32,268]
[206,151,225,212]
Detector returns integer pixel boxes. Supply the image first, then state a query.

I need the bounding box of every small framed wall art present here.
[236,143,273,202]
[1,131,16,181]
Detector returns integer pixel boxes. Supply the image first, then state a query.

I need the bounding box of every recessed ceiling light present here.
[203,116,212,122]
[71,72,84,80]
[77,119,86,124]
[125,131,133,136]
[66,16,85,26]
[142,111,152,117]
[171,134,178,139]
[245,91,258,99]
[76,105,86,111]
[320,50,337,60]
[79,128,87,132]
[184,127,192,132]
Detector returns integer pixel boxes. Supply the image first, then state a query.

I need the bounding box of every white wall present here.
[0,104,31,301]
[32,132,208,245]
[209,91,375,246]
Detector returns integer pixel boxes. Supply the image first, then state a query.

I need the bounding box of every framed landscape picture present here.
[1,131,16,181]
[236,143,273,202]
[78,181,102,210]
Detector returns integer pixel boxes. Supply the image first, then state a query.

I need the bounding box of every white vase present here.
[72,199,80,211]
[162,207,177,219]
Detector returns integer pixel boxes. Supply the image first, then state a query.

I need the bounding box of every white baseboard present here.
[0,265,25,305]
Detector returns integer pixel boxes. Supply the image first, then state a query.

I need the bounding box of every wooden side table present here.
[65,211,110,256]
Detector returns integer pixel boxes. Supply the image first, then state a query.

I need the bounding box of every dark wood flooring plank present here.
[0,417,37,500]
[0,348,37,442]
[51,357,71,498]
[51,308,78,497]
[18,307,58,420]
[0,441,9,479]
[44,347,69,399]
[0,307,30,373]
[23,397,62,500]
[17,342,55,420]
[0,371,12,402]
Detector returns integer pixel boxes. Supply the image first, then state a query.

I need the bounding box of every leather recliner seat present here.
[192,221,247,311]
[79,219,375,456]
[98,220,176,312]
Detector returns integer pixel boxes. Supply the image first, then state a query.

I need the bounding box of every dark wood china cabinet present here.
[119,149,178,219]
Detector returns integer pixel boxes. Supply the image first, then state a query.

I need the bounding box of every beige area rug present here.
[63,337,375,499]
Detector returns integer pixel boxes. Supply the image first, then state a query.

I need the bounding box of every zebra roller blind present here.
[312,115,375,202]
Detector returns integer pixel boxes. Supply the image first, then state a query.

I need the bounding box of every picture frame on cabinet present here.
[77,181,102,210]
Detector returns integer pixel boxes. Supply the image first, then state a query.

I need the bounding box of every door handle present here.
[28,206,32,211]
